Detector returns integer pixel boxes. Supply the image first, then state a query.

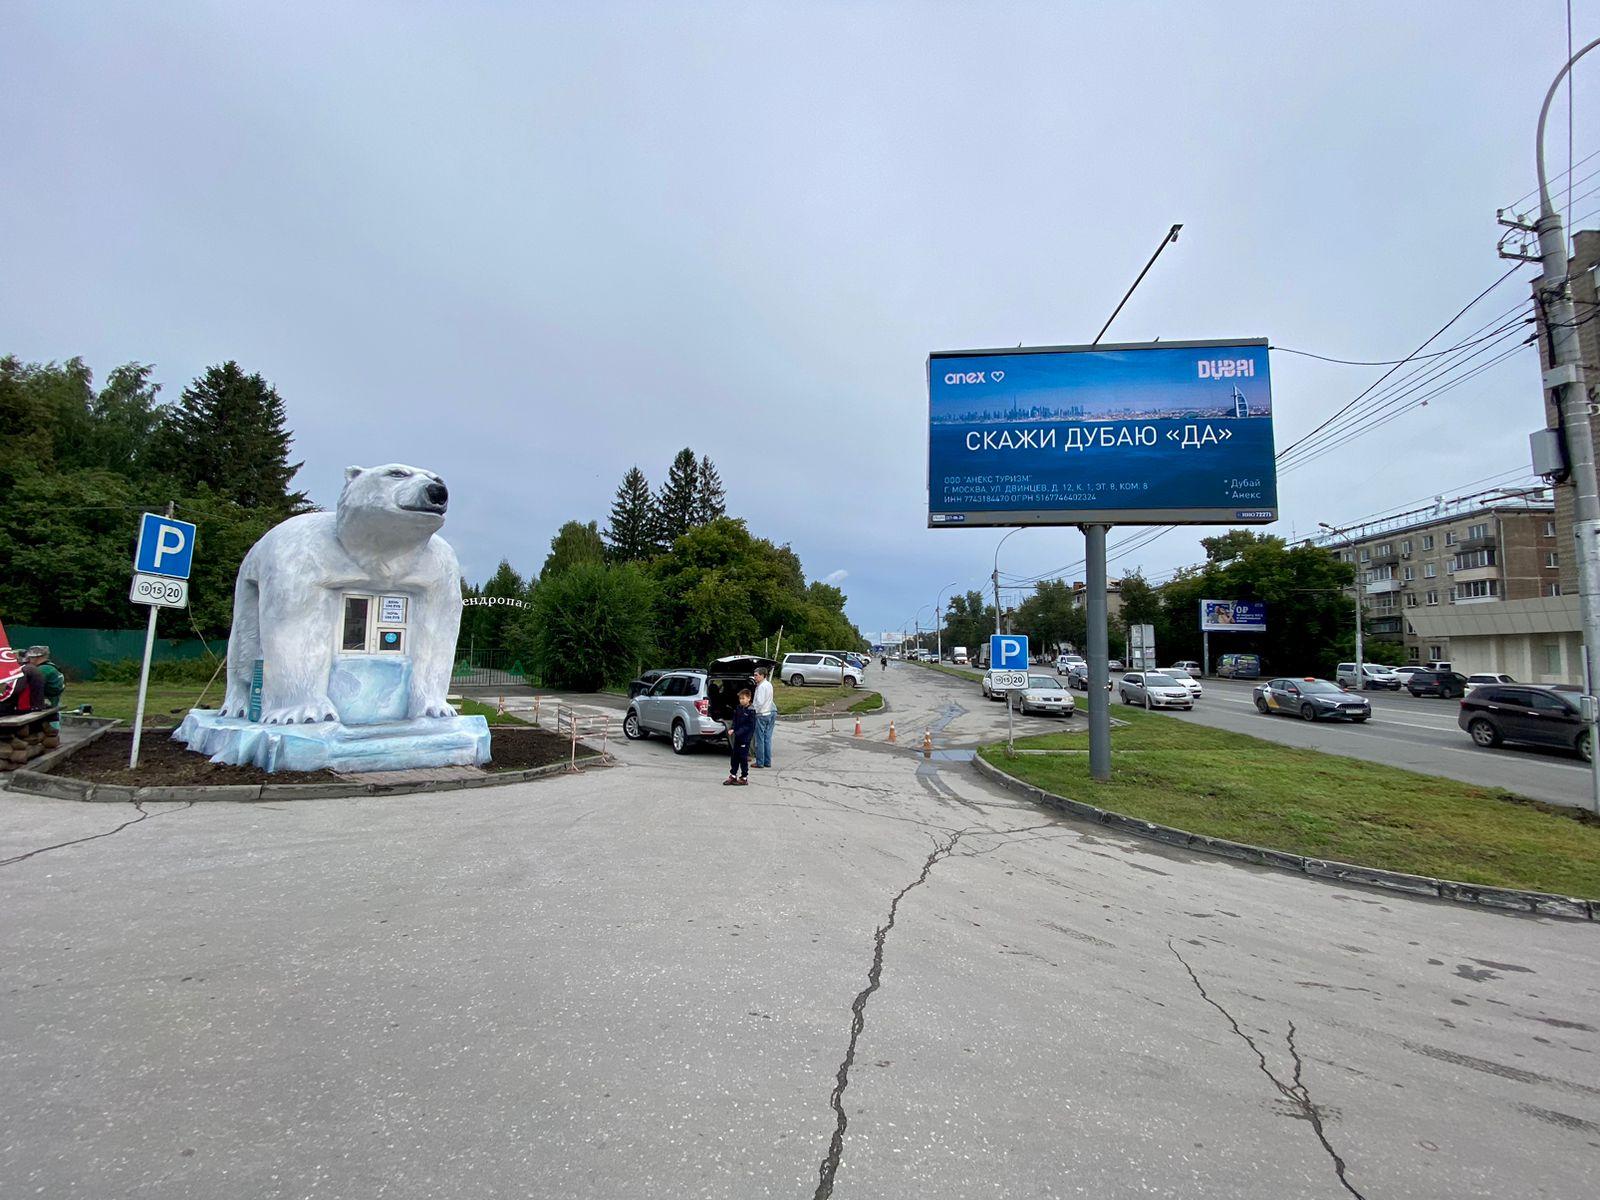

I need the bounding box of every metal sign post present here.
[127,509,197,769]
[1084,525,1111,781]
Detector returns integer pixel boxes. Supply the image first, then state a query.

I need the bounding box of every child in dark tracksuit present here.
[726,689,756,785]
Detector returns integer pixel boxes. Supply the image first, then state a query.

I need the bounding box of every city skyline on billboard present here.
[927,338,1277,527]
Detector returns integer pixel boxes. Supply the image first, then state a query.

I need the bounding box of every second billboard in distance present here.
[928,338,1276,527]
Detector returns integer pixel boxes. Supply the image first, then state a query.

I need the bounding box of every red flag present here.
[0,617,20,704]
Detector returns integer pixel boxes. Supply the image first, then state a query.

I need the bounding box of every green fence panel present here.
[10,625,228,680]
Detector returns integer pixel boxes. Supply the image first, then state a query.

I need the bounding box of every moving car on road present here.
[1464,672,1516,692]
[1168,660,1201,674]
[1107,658,1125,672]
[1056,653,1085,675]
[1407,668,1469,699]
[1391,665,1427,687]
[623,656,778,754]
[1253,677,1371,722]
[1118,671,1194,710]
[1458,684,1592,762]
[1162,667,1204,699]
[1018,674,1075,717]
[1336,662,1401,691]
[780,652,862,688]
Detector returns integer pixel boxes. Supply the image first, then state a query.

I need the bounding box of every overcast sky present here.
[6,3,1597,640]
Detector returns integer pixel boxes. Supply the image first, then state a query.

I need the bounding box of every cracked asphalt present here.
[2,663,1598,1198]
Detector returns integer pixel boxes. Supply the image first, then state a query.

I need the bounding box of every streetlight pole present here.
[1321,522,1363,681]
[1535,37,1600,813]
[992,528,1024,635]
[935,582,959,663]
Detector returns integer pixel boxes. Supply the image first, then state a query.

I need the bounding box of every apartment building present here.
[1070,579,1125,622]
[1316,495,1558,667]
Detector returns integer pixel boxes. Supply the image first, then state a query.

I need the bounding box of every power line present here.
[1502,146,1600,212]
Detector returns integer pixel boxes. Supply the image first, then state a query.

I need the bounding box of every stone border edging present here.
[971,754,1597,922]
[4,753,613,804]
[775,692,886,723]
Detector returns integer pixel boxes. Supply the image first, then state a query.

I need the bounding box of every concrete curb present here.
[775,692,886,723]
[970,753,1597,921]
[4,754,612,804]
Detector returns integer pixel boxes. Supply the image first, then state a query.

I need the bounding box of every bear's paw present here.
[411,699,458,719]
[261,701,340,726]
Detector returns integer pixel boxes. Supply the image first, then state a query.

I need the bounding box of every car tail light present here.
[695,698,710,716]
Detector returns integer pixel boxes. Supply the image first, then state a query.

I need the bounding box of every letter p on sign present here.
[134,512,198,580]
[991,634,1029,671]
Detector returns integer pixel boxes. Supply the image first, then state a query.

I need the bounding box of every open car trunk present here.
[705,656,778,723]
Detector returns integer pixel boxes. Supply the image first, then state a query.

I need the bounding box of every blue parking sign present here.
[134,512,197,579]
[990,633,1029,670]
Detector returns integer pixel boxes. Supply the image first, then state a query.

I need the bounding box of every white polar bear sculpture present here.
[219,463,463,726]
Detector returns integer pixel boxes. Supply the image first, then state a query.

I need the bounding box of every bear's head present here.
[335,464,450,554]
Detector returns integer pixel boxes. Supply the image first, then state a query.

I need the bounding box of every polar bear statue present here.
[219,464,463,726]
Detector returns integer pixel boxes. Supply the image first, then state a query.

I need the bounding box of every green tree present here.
[655,447,699,545]
[691,454,727,525]
[541,520,606,579]
[463,558,530,649]
[513,561,657,691]
[606,466,659,562]
[155,362,307,516]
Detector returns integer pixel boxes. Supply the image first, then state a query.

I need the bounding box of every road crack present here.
[1168,940,1366,1199]
[814,830,965,1200]
[0,800,195,868]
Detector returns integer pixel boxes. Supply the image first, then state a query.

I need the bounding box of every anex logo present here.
[943,369,1005,385]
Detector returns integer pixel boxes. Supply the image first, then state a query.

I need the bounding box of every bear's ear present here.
[344,465,365,483]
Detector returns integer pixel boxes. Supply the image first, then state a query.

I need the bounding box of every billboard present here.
[927,339,1276,527]
[1199,599,1267,632]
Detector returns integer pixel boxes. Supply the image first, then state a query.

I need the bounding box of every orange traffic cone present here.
[887,720,897,743]
[853,714,862,737]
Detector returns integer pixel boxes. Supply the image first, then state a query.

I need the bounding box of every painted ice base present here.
[174,709,490,774]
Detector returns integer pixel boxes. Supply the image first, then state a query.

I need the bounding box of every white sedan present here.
[1162,667,1204,699]
[1018,674,1076,717]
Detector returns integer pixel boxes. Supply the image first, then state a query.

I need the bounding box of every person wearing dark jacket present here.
[725,688,756,786]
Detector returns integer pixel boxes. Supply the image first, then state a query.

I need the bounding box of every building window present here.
[1422,534,1435,550]
[1452,549,1497,571]
[1408,647,1421,662]
[1546,551,1559,568]
[1458,579,1498,600]
[1424,563,1437,578]
[1544,520,1557,537]
[1405,593,1419,607]
[1425,590,1439,606]
[1401,539,1413,555]
[1466,522,1489,540]
[1403,565,1415,581]
[341,596,371,651]
[1377,542,1393,556]
[1547,582,1563,596]
[1428,644,1444,661]
[1448,587,1457,602]
[1370,565,1395,581]
[1543,642,1562,674]
[1359,548,1370,562]
[1445,531,1457,545]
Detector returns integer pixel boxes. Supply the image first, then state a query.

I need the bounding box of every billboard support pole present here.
[1084,523,1111,781]
[1202,630,1210,678]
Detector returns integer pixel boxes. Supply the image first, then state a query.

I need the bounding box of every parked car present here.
[1253,677,1371,722]
[820,650,868,670]
[1407,668,1469,699]
[1118,671,1194,710]
[1065,662,1089,690]
[1018,674,1075,717]
[1107,658,1125,672]
[1162,667,1204,698]
[1391,665,1427,687]
[980,669,1011,701]
[1168,660,1201,674]
[1459,684,1592,762]
[1336,662,1402,691]
[623,655,777,754]
[627,667,695,698]
[1215,653,1262,679]
[781,652,862,688]
[1464,672,1517,692]
[1056,653,1085,675]
[1425,660,1453,672]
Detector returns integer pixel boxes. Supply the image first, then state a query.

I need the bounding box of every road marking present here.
[1205,691,1460,733]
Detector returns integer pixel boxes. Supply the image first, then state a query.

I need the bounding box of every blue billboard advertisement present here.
[1199,599,1267,633]
[927,339,1276,527]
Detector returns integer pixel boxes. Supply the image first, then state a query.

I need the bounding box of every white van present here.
[1336,662,1401,691]
[952,646,969,665]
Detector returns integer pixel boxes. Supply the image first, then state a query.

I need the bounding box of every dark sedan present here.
[1253,677,1371,722]
[1459,684,1592,762]
[1407,669,1469,699]
[627,667,696,698]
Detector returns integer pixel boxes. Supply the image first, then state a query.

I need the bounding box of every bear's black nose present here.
[425,481,448,507]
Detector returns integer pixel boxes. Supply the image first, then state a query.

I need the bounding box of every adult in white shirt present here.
[751,667,776,768]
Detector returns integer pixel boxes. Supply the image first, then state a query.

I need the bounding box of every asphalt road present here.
[2,664,1597,1199]
[927,661,1596,809]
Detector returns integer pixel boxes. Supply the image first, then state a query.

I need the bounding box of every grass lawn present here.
[457,698,530,725]
[66,681,224,726]
[980,706,1600,897]
[849,692,885,713]
[775,682,874,715]
[915,660,980,681]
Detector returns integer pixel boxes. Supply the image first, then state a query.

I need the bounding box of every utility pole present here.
[1321,521,1365,681]
[1533,38,1600,812]
[992,569,1003,635]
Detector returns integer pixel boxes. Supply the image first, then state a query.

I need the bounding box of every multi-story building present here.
[1070,579,1125,622]
[1311,493,1558,667]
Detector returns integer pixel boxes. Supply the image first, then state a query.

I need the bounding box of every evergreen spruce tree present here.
[606,466,660,561]
[157,361,307,515]
[691,454,726,525]
[654,447,699,546]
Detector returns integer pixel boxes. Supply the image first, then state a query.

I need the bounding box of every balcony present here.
[1455,593,1500,606]
[1454,565,1501,584]
[1369,550,1399,566]
[1364,578,1401,594]
[1459,533,1497,551]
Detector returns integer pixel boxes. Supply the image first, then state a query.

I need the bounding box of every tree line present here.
[462,450,864,691]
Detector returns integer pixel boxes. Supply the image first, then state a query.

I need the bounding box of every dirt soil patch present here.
[50,727,584,786]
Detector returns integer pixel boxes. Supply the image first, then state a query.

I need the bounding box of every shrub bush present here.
[90,656,226,685]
